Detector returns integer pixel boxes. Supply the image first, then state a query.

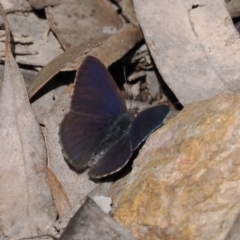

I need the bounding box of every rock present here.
[110,93,240,240]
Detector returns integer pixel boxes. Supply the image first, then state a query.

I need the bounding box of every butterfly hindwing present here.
[88,134,132,178]
[130,105,170,150]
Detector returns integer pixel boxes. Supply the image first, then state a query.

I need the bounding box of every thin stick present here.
[0,2,11,58]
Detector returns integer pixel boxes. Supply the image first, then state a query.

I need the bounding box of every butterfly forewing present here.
[71,56,126,118]
[59,56,127,171]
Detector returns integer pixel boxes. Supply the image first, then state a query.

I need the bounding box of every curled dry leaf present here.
[27,23,142,98]
[133,0,240,105]
[28,0,62,9]
[27,35,108,99]
[116,0,139,26]
[0,5,56,238]
[62,23,143,71]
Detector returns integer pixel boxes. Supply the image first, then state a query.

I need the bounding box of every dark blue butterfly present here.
[59,56,170,178]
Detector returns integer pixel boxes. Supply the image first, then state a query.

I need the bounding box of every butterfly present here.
[59,56,170,178]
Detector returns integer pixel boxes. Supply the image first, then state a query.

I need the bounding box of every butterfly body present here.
[59,56,170,178]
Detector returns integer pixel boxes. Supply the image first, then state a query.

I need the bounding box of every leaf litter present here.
[0,3,56,239]
[0,0,172,239]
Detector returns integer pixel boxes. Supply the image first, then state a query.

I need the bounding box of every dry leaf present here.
[31,78,68,124]
[116,0,139,26]
[226,0,240,18]
[0,0,31,13]
[133,0,240,105]
[5,12,63,67]
[62,23,143,71]
[47,168,72,219]
[59,197,136,240]
[28,0,62,9]
[46,0,123,50]
[0,5,56,238]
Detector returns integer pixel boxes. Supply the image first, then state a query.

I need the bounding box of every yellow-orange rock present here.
[111,93,240,240]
